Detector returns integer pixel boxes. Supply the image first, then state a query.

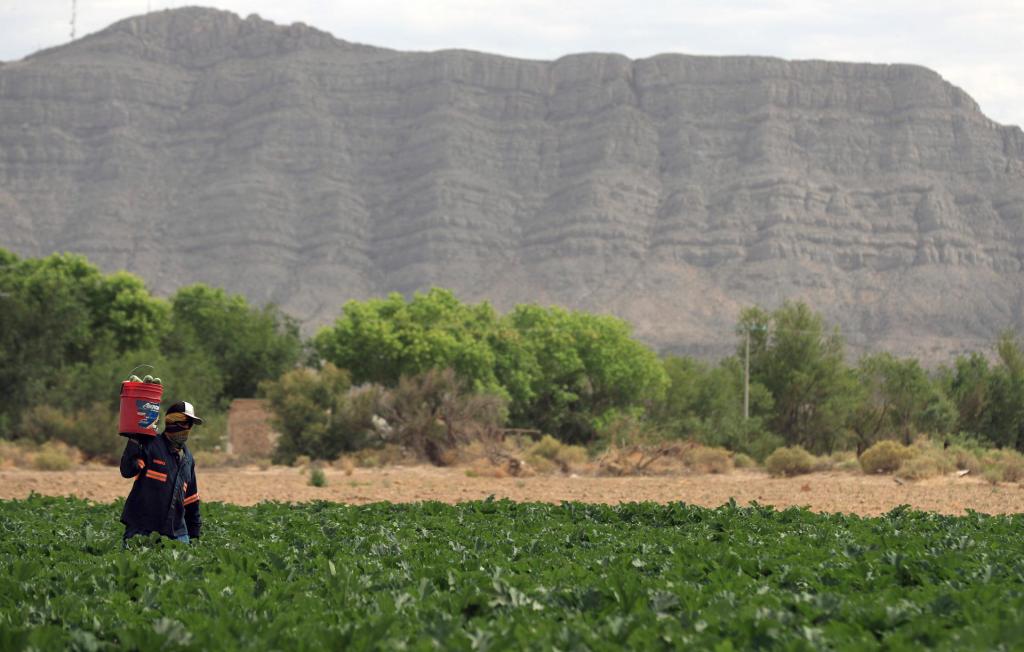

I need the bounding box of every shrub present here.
[817,450,857,472]
[186,411,228,452]
[764,446,815,477]
[334,456,356,476]
[983,467,1004,485]
[0,440,34,468]
[192,450,235,468]
[859,440,913,475]
[683,446,733,474]
[376,369,508,465]
[947,445,983,474]
[348,445,411,468]
[732,453,757,469]
[525,454,559,474]
[981,449,1024,483]
[531,435,562,460]
[1001,455,1024,483]
[529,435,588,471]
[309,468,327,487]
[896,451,954,480]
[836,457,862,473]
[19,405,122,463]
[32,441,78,471]
[746,432,786,463]
[555,444,588,468]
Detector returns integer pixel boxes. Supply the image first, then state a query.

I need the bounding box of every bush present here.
[32,441,78,471]
[746,432,786,463]
[186,410,228,452]
[192,450,236,468]
[982,467,1004,485]
[528,435,588,472]
[947,445,983,474]
[683,446,733,474]
[19,405,122,463]
[334,456,356,476]
[309,467,327,487]
[836,457,862,473]
[859,440,913,474]
[525,454,559,474]
[817,450,857,472]
[764,446,815,477]
[981,449,1024,484]
[732,452,757,469]
[531,435,563,460]
[263,364,355,464]
[374,369,508,465]
[0,440,34,468]
[896,450,954,480]
[351,445,411,468]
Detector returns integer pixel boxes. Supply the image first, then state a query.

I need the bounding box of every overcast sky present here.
[2,1,1021,128]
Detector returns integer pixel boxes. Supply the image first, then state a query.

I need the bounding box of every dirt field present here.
[2,465,1022,515]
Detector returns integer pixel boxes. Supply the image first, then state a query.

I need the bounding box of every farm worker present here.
[119,401,203,545]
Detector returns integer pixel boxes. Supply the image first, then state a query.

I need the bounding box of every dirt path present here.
[2,465,1022,515]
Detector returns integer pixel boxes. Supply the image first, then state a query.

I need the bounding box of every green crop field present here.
[2,497,1023,650]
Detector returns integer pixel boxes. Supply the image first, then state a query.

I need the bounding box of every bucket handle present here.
[126,363,154,379]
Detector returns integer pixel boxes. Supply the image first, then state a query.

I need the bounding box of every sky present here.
[1,1,1021,128]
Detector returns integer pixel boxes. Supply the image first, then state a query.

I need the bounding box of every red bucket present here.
[119,382,164,437]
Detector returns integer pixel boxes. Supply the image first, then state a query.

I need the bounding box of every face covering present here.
[164,413,193,449]
[166,431,190,449]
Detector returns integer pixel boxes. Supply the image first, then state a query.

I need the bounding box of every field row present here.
[3,497,1024,649]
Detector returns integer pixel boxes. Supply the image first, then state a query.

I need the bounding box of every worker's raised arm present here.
[119,439,147,478]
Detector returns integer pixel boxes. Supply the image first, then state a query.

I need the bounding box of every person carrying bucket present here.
[119,401,204,545]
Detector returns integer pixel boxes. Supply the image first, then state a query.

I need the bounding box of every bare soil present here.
[2,465,1022,515]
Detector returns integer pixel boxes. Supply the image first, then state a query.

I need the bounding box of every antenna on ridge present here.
[70,0,77,40]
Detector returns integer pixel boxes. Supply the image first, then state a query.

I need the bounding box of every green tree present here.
[261,363,355,463]
[850,353,955,453]
[499,305,668,444]
[315,291,668,444]
[652,355,777,459]
[941,353,991,436]
[0,251,169,436]
[314,289,502,392]
[168,284,301,401]
[741,302,855,454]
[985,331,1024,449]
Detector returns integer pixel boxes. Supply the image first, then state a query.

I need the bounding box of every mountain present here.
[2,7,1023,361]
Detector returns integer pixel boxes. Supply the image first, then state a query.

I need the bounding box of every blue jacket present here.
[119,434,201,540]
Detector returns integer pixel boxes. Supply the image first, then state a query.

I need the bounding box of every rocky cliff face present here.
[2,7,1023,360]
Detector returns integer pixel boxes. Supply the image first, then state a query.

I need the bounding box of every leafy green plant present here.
[2,497,1024,649]
[309,467,327,487]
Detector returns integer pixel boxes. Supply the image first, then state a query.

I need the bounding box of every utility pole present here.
[70,0,77,41]
[744,328,751,420]
[743,323,766,420]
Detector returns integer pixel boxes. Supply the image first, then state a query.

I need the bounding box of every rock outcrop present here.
[1,7,1023,361]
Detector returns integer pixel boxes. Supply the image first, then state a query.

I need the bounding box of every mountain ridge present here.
[1,7,1022,361]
